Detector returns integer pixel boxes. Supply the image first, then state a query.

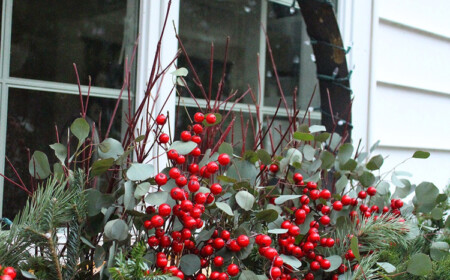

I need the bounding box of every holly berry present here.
[205,113,217,124]
[159,203,172,216]
[189,163,199,174]
[169,167,181,179]
[320,189,331,200]
[210,183,223,195]
[270,267,282,278]
[341,195,352,205]
[227,264,240,276]
[236,235,250,247]
[367,186,377,196]
[333,201,343,211]
[207,162,219,173]
[193,124,203,134]
[221,230,231,240]
[218,153,231,165]
[293,172,303,183]
[156,257,168,268]
[194,112,205,123]
[156,114,167,125]
[307,181,317,189]
[310,261,321,271]
[269,164,279,173]
[167,149,179,160]
[320,215,330,225]
[321,259,331,270]
[0,276,13,280]
[151,215,164,228]
[159,133,170,144]
[213,256,224,267]
[190,147,201,157]
[180,131,192,142]
[155,173,168,185]
[188,180,200,192]
[358,191,367,199]
[191,135,202,144]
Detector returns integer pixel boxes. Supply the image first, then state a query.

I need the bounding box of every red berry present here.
[151,215,164,228]
[1,276,14,280]
[326,238,335,247]
[197,274,207,280]
[213,256,224,267]
[205,113,217,124]
[333,201,343,211]
[144,220,152,229]
[358,191,367,199]
[273,256,284,267]
[171,187,185,200]
[236,235,250,247]
[210,183,223,195]
[221,230,231,240]
[190,147,201,157]
[194,112,205,123]
[269,164,279,173]
[321,205,331,215]
[218,153,231,165]
[156,257,168,268]
[320,189,331,200]
[189,163,199,174]
[176,176,188,187]
[210,272,220,280]
[288,225,300,236]
[307,181,317,189]
[305,273,315,280]
[395,199,404,208]
[320,215,330,225]
[191,135,202,144]
[227,264,240,276]
[176,155,186,164]
[167,149,179,160]
[270,267,282,278]
[169,168,181,179]
[156,114,167,125]
[341,195,351,205]
[213,238,225,249]
[207,162,219,173]
[310,261,321,271]
[258,235,272,247]
[159,133,170,144]
[309,190,320,200]
[181,200,194,212]
[159,203,172,217]
[300,195,310,205]
[181,131,192,142]
[193,124,203,134]
[321,259,331,270]
[194,192,207,204]
[155,173,168,185]
[293,173,303,183]
[367,186,377,196]
[188,180,200,192]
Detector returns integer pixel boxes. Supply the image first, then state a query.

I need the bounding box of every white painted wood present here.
[375,147,450,189]
[378,0,450,39]
[377,21,450,95]
[347,0,374,151]
[371,83,450,151]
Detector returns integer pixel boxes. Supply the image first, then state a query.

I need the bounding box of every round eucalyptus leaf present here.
[90,158,115,177]
[98,138,124,160]
[104,219,129,241]
[255,209,279,223]
[239,270,259,280]
[216,202,234,216]
[407,253,432,276]
[275,195,301,205]
[168,141,197,155]
[127,163,154,181]
[50,143,67,164]
[280,254,302,269]
[430,241,449,261]
[135,182,151,199]
[377,262,396,273]
[29,151,51,179]
[144,191,169,206]
[324,255,342,272]
[236,190,255,211]
[70,118,90,143]
[268,228,289,234]
[179,254,201,275]
[415,182,439,213]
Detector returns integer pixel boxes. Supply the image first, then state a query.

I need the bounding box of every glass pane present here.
[2,88,125,219]
[264,2,320,109]
[10,0,139,88]
[178,0,261,103]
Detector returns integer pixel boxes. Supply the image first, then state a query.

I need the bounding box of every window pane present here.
[2,88,125,219]
[264,2,320,109]
[10,0,138,88]
[178,0,261,103]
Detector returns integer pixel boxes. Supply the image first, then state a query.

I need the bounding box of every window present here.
[0,0,139,219]
[176,0,325,150]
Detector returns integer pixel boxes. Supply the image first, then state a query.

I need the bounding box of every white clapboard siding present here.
[350,0,450,188]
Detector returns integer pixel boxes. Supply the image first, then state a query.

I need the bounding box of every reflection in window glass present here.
[3,89,125,219]
[178,0,261,103]
[10,0,139,88]
[264,2,319,109]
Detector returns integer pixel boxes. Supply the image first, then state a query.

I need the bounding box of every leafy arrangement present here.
[0,3,448,280]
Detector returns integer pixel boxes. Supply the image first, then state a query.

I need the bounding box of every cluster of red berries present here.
[0,266,16,280]
[139,112,406,280]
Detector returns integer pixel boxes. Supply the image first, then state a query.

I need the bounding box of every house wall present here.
[350,0,450,188]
